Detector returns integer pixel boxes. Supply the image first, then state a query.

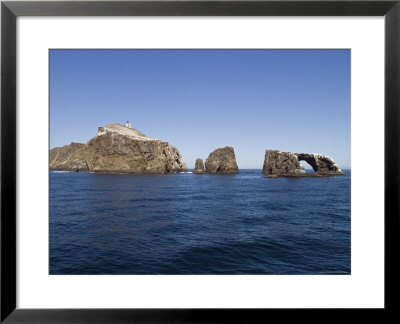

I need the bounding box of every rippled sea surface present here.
[49,170,350,274]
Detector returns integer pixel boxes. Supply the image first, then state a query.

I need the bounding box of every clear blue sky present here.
[50,49,350,169]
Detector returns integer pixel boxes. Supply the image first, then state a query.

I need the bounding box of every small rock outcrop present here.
[193,158,205,174]
[50,123,187,174]
[262,150,344,177]
[204,146,239,174]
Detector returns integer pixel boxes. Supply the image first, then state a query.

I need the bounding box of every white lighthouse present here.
[125,121,131,128]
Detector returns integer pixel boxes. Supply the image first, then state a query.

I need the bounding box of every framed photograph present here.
[1,0,399,322]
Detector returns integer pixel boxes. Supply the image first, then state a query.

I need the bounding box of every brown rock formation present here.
[262,150,344,177]
[49,142,88,171]
[193,158,205,174]
[262,150,305,176]
[49,123,187,173]
[204,146,239,174]
[296,153,344,175]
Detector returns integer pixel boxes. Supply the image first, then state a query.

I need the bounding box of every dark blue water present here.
[49,170,350,275]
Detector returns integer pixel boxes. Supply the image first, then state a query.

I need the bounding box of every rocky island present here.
[193,147,239,174]
[262,149,344,177]
[204,146,239,174]
[49,123,187,174]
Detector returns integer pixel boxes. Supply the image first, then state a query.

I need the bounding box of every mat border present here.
[2,1,399,322]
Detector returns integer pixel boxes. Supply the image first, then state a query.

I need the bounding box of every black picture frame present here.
[1,0,399,322]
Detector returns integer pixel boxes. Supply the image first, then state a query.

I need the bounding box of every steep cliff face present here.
[49,142,88,171]
[204,146,239,174]
[49,124,187,173]
[262,149,344,177]
[262,150,305,176]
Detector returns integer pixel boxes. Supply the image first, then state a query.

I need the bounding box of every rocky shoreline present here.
[50,123,345,177]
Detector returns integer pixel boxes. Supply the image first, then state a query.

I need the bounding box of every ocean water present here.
[49,170,351,274]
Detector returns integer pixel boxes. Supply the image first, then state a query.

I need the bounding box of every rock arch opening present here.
[296,154,319,173]
[296,153,344,175]
[299,160,315,173]
[262,150,345,177]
